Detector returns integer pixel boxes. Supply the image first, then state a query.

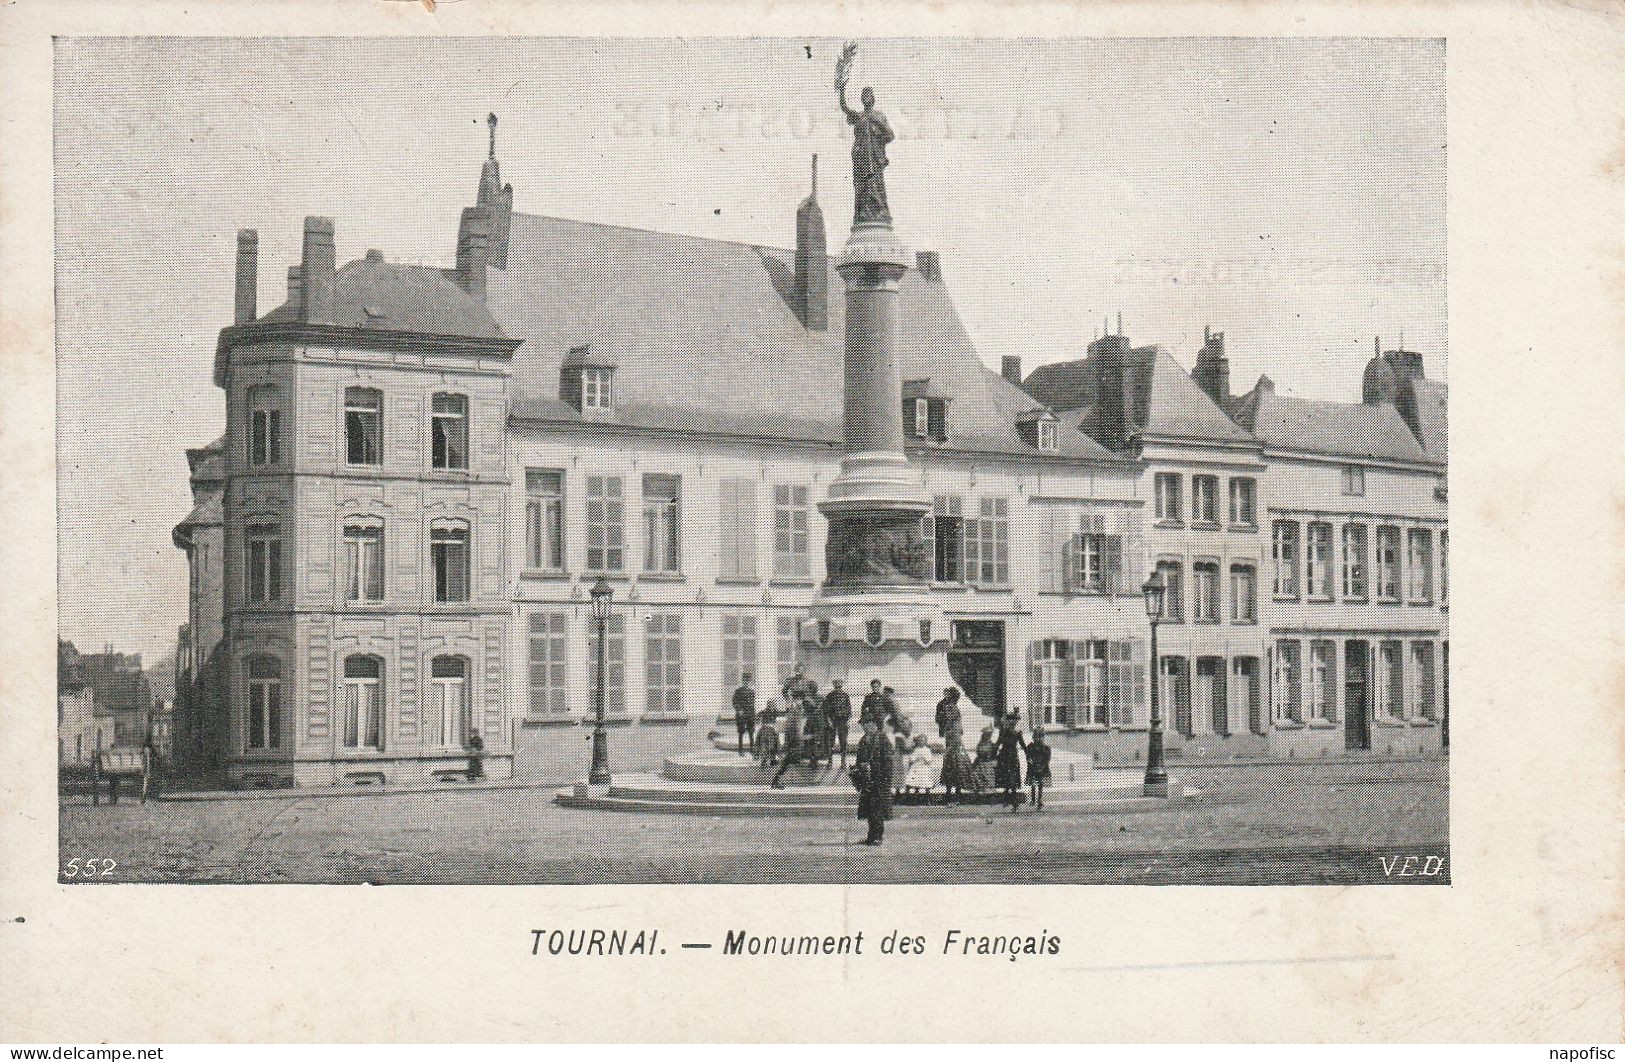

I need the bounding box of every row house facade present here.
[174,131,1447,786]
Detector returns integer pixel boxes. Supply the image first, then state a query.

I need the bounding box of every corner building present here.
[179,130,1446,787]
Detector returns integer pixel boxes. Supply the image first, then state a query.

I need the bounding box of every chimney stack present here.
[299,216,336,322]
[234,229,258,325]
[1192,326,1231,410]
[456,207,492,298]
[286,266,303,311]
[793,155,828,331]
[915,251,943,283]
[1001,356,1023,386]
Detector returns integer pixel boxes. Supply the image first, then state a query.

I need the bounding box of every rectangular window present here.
[431,525,470,603]
[525,469,565,571]
[589,614,626,715]
[1228,477,1257,526]
[344,387,382,466]
[342,656,383,751]
[1035,640,1072,727]
[431,393,469,470]
[1272,520,1299,598]
[582,369,613,412]
[1307,522,1334,599]
[1037,420,1056,452]
[1440,531,1448,604]
[246,657,282,751]
[645,613,682,715]
[1077,641,1108,726]
[1274,640,1303,723]
[1193,561,1220,622]
[1377,640,1404,719]
[1157,559,1184,623]
[1309,641,1337,722]
[772,484,810,578]
[249,407,281,466]
[431,656,470,747]
[1411,642,1436,720]
[1229,564,1257,623]
[1342,524,1369,599]
[1106,640,1146,727]
[1342,465,1365,496]
[1067,532,1106,592]
[642,474,681,574]
[586,475,625,572]
[1376,526,1402,601]
[965,498,1009,586]
[722,614,758,691]
[246,522,282,604]
[932,495,964,583]
[775,616,798,689]
[1407,528,1434,603]
[911,398,929,438]
[1154,473,1182,523]
[527,612,569,716]
[343,524,384,602]
[1192,475,1219,524]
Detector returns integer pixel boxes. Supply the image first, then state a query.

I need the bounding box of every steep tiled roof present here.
[1411,378,1448,459]
[495,214,1121,462]
[257,257,507,340]
[1235,387,1431,463]
[1028,346,1253,448]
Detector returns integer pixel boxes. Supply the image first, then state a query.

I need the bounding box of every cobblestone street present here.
[58,759,1448,885]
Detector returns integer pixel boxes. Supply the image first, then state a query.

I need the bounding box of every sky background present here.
[55,36,1445,660]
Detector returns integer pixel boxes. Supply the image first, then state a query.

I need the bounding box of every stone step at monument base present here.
[554,769,1179,817]
[668,746,1097,786]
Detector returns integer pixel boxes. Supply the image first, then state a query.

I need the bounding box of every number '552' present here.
[62,858,116,878]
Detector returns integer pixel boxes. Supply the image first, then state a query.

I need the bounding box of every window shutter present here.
[928,400,946,440]
[735,479,757,580]
[921,511,935,582]
[1039,510,1059,592]
[1027,641,1042,721]
[718,479,738,578]
[1265,646,1275,724]
[1104,534,1123,595]
[1324,646,1339,723]
[1071,641,1094,727]
[1130,638,1148,726]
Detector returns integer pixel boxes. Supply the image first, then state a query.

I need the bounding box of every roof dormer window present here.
[902,379,950,443]
[1017,407,1060,452]
[561,344,618,419]
[1037,420,1056,452]
[911,398,930,439]
[583,368,613,412]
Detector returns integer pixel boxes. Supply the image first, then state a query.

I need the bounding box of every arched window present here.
[345,387,383,466]
[246,654,283,751]
[342,654,383,750]
[431,655,471,747]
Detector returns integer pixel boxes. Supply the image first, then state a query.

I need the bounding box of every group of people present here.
[728,669,1055,847]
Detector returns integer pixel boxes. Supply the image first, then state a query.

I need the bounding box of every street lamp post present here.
[1141,571,1169,797]
[587,576,613,785]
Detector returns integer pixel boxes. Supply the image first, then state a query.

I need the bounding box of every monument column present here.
[800,43,954,739]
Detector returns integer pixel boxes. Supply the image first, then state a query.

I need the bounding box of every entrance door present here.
[948,621,1006,721]
[1195,657,1228,735]
[1344,640,1371,751]
[1231,657,1260,734]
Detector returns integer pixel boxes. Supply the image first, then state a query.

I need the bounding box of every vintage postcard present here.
[3,0,1622,1046]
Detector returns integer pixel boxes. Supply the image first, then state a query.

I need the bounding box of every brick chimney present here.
[915,251,943,283]
[299,216,336,323]
[234,229,258,325]
[1192,325,1231,410]
[286,266,303,312]
[1089,334,1133,452]
[456,207,492,298]
[1001,356,1023,386]
[793,155,827,331]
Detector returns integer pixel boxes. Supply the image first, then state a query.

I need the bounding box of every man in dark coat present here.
[731,672,757,757]
[823,679,853,766]
[466,729,485,781]
[859,679,887,728]
[935,687,963,740]
[1025,726,1053,812]
[853,720,895,845]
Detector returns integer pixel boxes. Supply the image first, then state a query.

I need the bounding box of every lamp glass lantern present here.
[1141,570,1166,620]
[589,576,613,623]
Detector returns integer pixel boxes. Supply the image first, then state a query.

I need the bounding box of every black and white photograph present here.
[52,35,1453,884]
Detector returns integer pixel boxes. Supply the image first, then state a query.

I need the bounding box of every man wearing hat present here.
[823,679,853,767]
[853,720,895,845]
[731,672,757,757]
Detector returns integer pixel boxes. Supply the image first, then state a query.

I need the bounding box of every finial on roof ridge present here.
[488,113,498,159]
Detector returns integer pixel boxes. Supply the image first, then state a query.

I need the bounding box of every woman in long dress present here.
[938,721,976,803]
[971,726,999,792]
[994,714,1028,812]
[901,733,936,796]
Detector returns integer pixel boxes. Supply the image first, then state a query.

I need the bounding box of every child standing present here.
[1025,726,1053,811]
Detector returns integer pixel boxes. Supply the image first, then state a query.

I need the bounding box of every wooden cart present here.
[91,746,151,805]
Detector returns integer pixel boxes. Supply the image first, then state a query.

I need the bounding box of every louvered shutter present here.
[718,479,739,578]
[1039,510,1059,592]
[1130,638,1148,726]
[1213,660,1229,735]
[1103,534,1123,596]
[1324,646,1339,724]
[921,511,935,582]
[735,478,757,580]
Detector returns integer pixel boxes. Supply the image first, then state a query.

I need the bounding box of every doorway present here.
[948,621,1006,721]
[1344,640,1371,751]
